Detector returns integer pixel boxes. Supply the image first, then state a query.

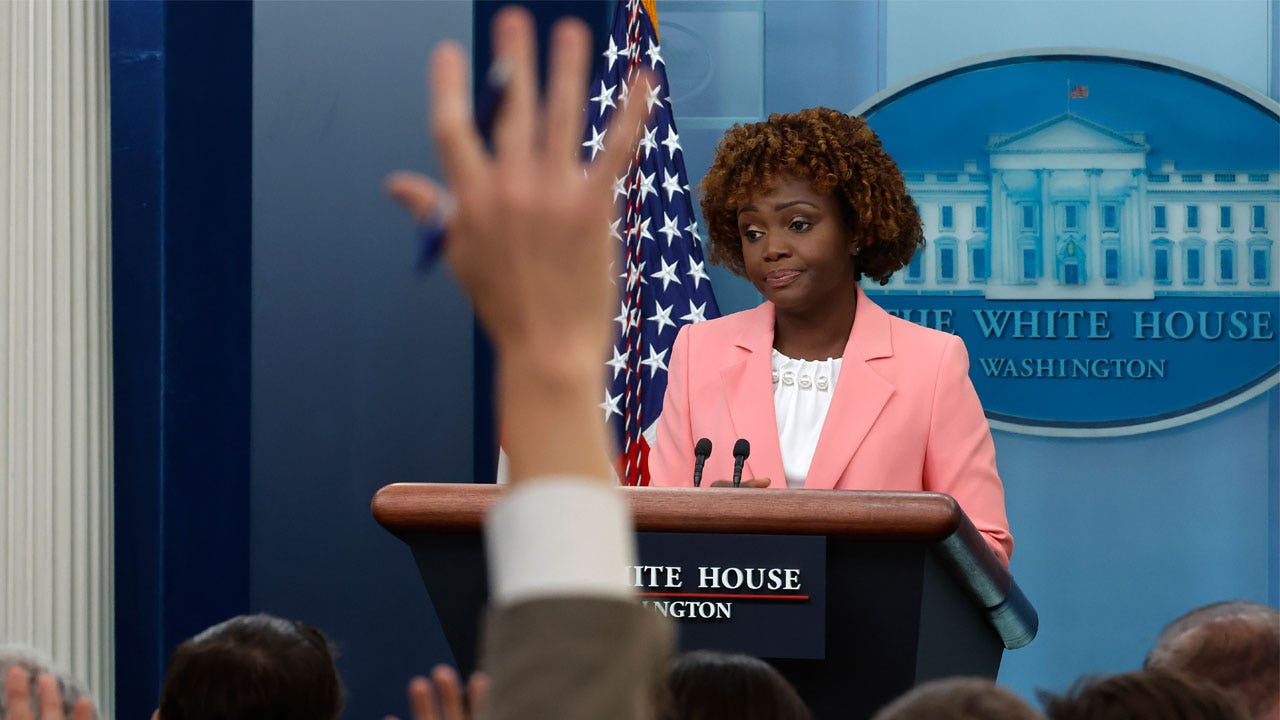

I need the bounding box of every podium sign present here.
[635,532,826,659]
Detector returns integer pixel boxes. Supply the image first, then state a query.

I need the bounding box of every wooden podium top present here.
[374,484,962,538]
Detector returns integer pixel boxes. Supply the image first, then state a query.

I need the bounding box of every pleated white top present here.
[771,349,843,488]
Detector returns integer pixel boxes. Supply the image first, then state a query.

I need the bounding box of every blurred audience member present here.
[871,676,1043,720]
[1041,669,1249,720]
[154,614,343,720]
[1145,600,1279,720]
[662,650,811,720]
[1,646,94,720]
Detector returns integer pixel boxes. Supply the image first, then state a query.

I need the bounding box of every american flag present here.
[587,0,719,486]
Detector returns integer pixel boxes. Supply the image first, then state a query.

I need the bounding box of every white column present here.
[1088,169,1102,284]
[1,1,115,715]
[1133,169,1147,279]
[1040,169,1054,279]
[991,171,1008,282]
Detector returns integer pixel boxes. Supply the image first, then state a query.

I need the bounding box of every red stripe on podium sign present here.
[637,592,811,601]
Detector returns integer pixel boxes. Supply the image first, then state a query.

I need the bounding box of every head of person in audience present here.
[153,614,343,720]
[0,645,96,720]
[1145,600,1280,720]
[662,650,811,720]
[699,106,924,304]
[1040,669,1250,720]
[871,676,1044,720]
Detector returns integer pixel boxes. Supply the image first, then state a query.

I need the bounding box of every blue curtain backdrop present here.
[110,2,251,718]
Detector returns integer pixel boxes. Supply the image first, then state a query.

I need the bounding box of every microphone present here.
[731,439,750,488]
[692,438,712,488]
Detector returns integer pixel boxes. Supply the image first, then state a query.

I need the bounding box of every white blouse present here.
[771,349,843,489]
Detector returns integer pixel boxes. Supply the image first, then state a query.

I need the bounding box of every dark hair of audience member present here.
[156,614,344,720]
[662,650,811,720]
[1040,669,1250,720]
[871,676,1044,720]
[1145,600,1279,720]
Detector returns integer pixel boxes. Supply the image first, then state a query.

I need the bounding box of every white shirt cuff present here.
[484,477,636,605]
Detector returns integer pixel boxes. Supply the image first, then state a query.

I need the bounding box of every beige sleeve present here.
[479,597,675,720]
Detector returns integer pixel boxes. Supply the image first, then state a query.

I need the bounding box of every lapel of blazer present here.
[719,303,788,488]
[803,287,895,490]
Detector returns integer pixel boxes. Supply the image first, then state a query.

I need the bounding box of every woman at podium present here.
[647,107,1012,565]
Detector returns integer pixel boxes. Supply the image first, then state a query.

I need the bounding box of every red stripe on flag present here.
[616,435,651,486]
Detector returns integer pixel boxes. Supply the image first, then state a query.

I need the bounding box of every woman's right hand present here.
[709,478,772,489]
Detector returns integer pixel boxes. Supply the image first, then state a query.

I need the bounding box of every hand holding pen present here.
[387,12,651,275]
[384,8,652,358]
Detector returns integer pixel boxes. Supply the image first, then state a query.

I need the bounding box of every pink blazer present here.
[648,287,1013,566]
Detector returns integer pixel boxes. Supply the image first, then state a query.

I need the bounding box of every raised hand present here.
[386,665,490,720]
[4,667,95,720]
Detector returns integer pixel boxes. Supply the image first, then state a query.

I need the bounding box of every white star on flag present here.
[661,126,682,155]
[614,301,631,332]
[647,301,676,335]
[686,259,710,289]
[600,389,623,419]
[681,300,708,324]
[637,170,657,202]
[649,256,680,290]
[646,41,663,69]
[603,35,628,71]
[638,125,658,159]
[606,346,629,380]
[658,213,682,247]
[684,220,701,244]
[622,259,647,288]
[661,168,684,201]
[636,216,653,243]
[592,81,617,116]
[582,126,606,160]
[645,83,664,113]
[640,345,669,378]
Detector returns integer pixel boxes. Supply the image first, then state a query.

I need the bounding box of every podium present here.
[372,484,1037,719]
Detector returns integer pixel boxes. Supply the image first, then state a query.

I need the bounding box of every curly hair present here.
[699,107,923,285]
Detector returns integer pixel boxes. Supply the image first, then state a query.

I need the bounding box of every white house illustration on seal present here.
[877,113,1279,299]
